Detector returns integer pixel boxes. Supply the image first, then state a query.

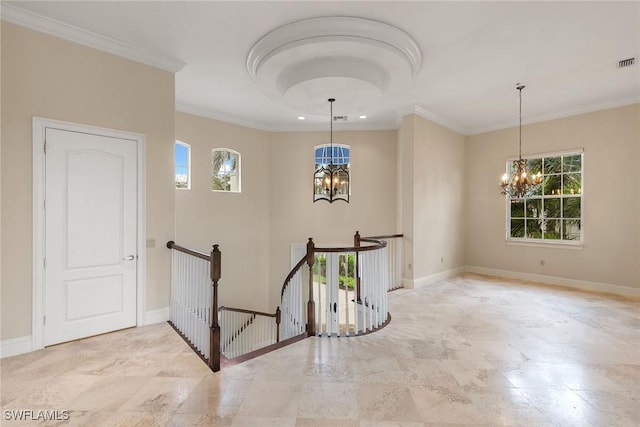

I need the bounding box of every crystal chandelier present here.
[313,98,350,203]
[499,84,542,198]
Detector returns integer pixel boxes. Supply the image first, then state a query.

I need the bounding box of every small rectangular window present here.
[175,141,190,189]
[506,151,583,244]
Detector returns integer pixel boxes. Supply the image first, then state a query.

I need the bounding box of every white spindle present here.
[168,248,213,360]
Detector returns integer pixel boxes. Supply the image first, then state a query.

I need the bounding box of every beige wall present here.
[1,23,176,340]
[412,115,466,279]
[172,121,398,310]
[399,114,466,284]
[268,130,398,308]
[466,104,640,290]
[175,112,272,311]
[398,115,415,281]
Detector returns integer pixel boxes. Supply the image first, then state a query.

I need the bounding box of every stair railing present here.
[218,306,280,359]
[166,232,402,368]
[361,233,404,290]
[307,232,393,337]
[166,241,221,372]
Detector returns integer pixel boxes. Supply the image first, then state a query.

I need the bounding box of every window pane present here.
[543,156,562,174]
[562,197,581,219]
[506,152,582,243]
[315,145,349,166]
[527,158,542,175]
[510,199,524,218]
[563,220,581,240]
[544,198,560,218]
[212,149,240,192]
[563,154,581,172]
[510,219,525,238]
[525,199,541,218]
[175,142,190,189]
[526,219,542,238]
[543,175,561,196]
[563,173,582,195]
[543,220,561,239]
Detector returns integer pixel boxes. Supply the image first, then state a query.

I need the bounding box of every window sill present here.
[506,239,583,250]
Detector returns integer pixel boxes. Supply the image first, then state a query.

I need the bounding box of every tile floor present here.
[1,274,639,426]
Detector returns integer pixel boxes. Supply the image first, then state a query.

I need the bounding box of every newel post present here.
[210,244,221,372]
[275,306,281,343]
[354,231,362,303]
[306,237,316,337]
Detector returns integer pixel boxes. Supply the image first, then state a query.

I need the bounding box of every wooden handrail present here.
[166,240,211,261]
[168,232,402,370]
[280,255,307,299]
[361,233,404,240]
[219,306,278,318]
[313,240,386,253]
[166,240,222,372]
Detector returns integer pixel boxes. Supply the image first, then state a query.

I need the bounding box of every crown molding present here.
[176,103,397,132]
[176,103,275,131]
[1,3,186,73]
[397,105,469,135]
[468,96,640,135]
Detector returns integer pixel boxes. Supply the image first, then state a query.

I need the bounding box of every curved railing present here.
[167,232,403,370]
[309,233,389,337]
[279,232,403,339]
[280,254,309,340]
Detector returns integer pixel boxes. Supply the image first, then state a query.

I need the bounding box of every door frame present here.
[32,117,147,350]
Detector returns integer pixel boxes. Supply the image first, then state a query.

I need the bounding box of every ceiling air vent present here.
[333,115,348,122]
[618,57,636,68]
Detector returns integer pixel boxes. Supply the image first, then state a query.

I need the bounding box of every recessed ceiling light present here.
[359,115,367,119]
[297,116,306,120]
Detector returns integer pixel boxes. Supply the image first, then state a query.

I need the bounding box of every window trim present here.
[211,147,241,193]
[504,148,584,247]
[175,140,191,190]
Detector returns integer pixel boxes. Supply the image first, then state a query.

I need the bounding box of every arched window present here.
[315,144,350,168]
[175,140,190,189]
[212,148,241,192]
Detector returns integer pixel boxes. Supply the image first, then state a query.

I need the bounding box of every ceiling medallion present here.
[246,16,422,117]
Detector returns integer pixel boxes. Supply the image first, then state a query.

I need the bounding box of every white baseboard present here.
[464,265,640,298]
[0,335,33,359]
[145,307,170,325]
[1,308,170,359]
[408,267,466,289]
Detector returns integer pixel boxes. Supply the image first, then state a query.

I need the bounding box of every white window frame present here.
[175,140,191,190]
[505,148,584,248]
[211,148,241,193]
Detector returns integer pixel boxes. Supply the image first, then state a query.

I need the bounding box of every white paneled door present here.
[44,128,138,346]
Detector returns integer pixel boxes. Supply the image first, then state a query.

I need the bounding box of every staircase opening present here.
[166,232,403,372]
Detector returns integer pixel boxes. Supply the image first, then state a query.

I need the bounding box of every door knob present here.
[123,255,136,261]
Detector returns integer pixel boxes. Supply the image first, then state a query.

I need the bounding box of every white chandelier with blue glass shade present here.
[313,98,350,203]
